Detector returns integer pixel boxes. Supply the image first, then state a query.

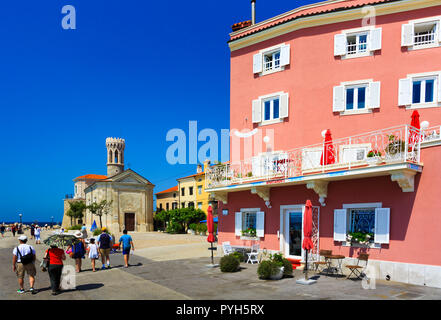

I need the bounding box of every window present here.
[334,204,390,246]
[166,203,169,211]
[402,17,441,49]
[345,85,367,110]
[181,188,185,196]
[198,185,202,195]
[242,212,257,230]
[188,202,195,208]
[253,44,290,75]
[333,81,381,113]
[346,33,368,55]
[159,203,163,210]
[399,72,441,108]
[172,202,178,210]
[263,50,281,72]
[334,27,382,58]
[173,193,176,198]
[252,92,289,125]
[189,187,193,196]
[198,202,202,210]
[181,202,185,208]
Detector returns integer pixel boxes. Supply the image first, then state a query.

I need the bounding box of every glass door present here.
[285,211,303,259]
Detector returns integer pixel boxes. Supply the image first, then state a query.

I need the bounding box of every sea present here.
[1,221,61,226]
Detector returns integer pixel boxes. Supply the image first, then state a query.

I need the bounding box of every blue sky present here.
[0,0,317,222]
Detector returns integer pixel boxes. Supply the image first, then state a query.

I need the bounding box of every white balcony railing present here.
[206,125,422,189]
[421,125,441,144]
[414,31,436,46]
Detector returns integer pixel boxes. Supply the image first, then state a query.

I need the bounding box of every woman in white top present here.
[86,238,100,272]
[34,226,41,244]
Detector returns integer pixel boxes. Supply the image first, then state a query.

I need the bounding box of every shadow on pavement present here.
[63,283,104,292]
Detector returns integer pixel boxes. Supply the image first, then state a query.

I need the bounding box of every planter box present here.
[269,266,284,280]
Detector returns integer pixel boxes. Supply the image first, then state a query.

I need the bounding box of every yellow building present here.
[155,186,179,212]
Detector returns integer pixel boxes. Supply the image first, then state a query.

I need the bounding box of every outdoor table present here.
[323,254,345,277]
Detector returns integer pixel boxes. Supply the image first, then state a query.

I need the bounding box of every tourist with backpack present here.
[12,235,37,294]
[97,227,112,270]
[67,231,86,273]
[43,243,65,295]
[119,229,135,268]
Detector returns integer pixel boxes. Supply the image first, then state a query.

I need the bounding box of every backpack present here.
[99,233,111,249]
[16,246,34,265]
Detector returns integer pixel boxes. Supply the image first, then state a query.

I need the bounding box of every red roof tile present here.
[155,186,178,195]
[74,174,108,181]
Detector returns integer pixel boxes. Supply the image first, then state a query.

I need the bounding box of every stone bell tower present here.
[106,137,125,177]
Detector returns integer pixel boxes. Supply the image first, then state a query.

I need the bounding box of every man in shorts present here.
[12,235,37,294]
[97,227,113,270]
[119,230,135,268]
[0,224,5,238]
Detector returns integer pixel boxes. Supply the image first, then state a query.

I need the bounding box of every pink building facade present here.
[207,0,441,287]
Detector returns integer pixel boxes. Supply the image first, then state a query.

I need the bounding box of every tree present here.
[66,201,86,226]
[87,200,113,229]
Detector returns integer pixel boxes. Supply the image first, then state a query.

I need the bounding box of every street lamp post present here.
[51,216,54,229]
[18,213,23,234]
[19,213,22,224]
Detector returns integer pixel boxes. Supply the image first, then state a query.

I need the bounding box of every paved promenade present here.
[1,230,441,300]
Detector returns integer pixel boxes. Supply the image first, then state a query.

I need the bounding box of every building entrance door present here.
[285,211,303,259]
[125,213,135,231]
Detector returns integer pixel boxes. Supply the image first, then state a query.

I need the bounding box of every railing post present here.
[404,125,409,162]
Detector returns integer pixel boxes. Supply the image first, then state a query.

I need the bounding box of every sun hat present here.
[101,227,107,231]
[18,235,27,241]
[74,231,83,238]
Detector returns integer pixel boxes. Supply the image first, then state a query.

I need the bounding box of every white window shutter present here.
[369,81,381,109]
[334,34,347,56]
[374,208,390,244]
[256,211,265,237]
[370,28,382,51]
[333,209,347,242]
[279,93,289,118]
[252,99,261,123]
[438,20,441,44]
[401,24,414,47]
[253,53,263,74]
[333,85,345,112]
[235,212,242,236]
[398,78,412,106]
[280,44,290,67]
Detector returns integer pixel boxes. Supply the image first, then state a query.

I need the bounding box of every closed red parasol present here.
[411,110,420,129]
[409,110,421,146]
[302,200,314,281]
[320,129,336,166]
[207,205,215,243]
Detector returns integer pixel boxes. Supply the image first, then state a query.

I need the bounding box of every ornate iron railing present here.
[421,125,441,144]
[206,125,422,189]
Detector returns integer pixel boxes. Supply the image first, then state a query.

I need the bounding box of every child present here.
[87,238,100,272]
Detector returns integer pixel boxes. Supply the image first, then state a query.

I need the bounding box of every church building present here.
[62,137,155,234]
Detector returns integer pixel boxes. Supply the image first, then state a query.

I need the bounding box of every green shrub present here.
[68,225,82,230]
[93,229,109,236]
[166,221,184,234]
[257,260,280,279]
[220,254,240,272]
[199,223,207,233]
[189,223,197,231]
[282,259,293,277]
[231,251,244,262]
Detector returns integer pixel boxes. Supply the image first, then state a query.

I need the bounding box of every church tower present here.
[106,137,125,177]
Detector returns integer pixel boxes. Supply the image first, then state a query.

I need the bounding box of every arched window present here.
[115,150,119,163]
[109,150,113,163]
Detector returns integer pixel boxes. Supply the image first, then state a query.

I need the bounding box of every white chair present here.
[222,241,234,255]
[246,244,260,264]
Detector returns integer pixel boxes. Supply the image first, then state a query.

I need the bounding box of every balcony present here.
[206,125,428,204]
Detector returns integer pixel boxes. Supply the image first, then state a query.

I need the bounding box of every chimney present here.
[251,0,256,25]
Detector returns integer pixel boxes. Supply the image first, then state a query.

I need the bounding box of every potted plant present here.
[241,228,257,238]
[366,149,382,164]
[257,253,291,280]
[346,232,374,245]
[385,134,405,161]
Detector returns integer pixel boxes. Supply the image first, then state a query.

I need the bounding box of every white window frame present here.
[254,43,290,76]
[411,76,438,106]
[262,96,280,123]
[239,208,261,239]
[400,71,441,109]
[344,84,369,111]
[198,185,202,195]
[198,202,202,210]
[346,32,369,56]
[263,49,281,74]
[340,202,384,248]
[403,16,441,51]
[335,79,379,115]
[335,26,380,60]
[253,91,288,126]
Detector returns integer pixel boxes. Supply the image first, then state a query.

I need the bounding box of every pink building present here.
[207,0,441,287]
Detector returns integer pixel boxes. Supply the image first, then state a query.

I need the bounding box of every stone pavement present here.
[1,231,441,300]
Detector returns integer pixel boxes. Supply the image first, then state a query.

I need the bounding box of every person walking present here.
[86,238,100,272]
[67,231,86,273]
[119,230,134,268]
[11,224,16,237]
[44,244,65,295]
[0,224,5,238]
[81,225,88,240]
[34,226,41,244]
[97,227,112,270]
[30,224,35,240]
[12,235,37,294]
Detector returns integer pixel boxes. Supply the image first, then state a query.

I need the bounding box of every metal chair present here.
[246,243,260,264]
[222,241,234,255]
[313,249,332,274]
[345,253,369,280]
